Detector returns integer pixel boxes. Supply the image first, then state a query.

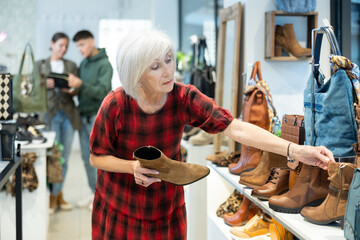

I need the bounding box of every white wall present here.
[223,0,331,118]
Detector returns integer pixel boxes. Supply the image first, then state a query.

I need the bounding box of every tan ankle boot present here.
[58,191,73,210]
[239,152,287,188]
[49,193,58,214]
[269,164,329,213]
[228,145,261,176]
[275,24,311,58]
[300,162,357,225]
[133,146,210,185]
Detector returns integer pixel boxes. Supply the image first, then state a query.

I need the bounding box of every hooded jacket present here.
[78,48,113,116]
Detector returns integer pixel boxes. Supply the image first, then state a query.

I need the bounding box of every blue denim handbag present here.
[344,167,360,240]
[304,26,358,157]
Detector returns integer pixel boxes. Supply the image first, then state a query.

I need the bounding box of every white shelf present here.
[208,162,346,240]
[207,212,232,240]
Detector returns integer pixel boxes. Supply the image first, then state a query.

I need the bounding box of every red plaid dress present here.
[89,82,233,240]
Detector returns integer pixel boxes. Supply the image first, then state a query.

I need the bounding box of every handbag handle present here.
[17,43,38,76]
[312,26,341,84]
[249,61,278,117]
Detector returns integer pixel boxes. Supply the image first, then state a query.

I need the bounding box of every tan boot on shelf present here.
[275,24,311,58]
[213,150,241,167]
[269,218,293,240]
[268,164,329,213]
[300,162,357,225]
[223,197,260,226]
[230,214,271,239]
[133,146,210,185]
[251,167,290,200]
[206,150,228,162]
[188,130,213,145]
[228,145,261,175]
[58,191,73,211]
[239,152,287,188]
[49,193,58,214]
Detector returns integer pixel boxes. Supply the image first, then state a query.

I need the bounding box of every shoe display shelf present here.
[207,162,346,240]
[0,154,22,240]
[265,11,318,61]
[0,131,55,240]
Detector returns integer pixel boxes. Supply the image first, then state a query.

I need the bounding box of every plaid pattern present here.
[90,82,233,239]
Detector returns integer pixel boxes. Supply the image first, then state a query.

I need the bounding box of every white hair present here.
[116,29,175,100]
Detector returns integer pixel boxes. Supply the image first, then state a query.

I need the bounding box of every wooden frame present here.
[214,2,242,153]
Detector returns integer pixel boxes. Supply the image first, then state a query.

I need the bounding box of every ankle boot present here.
[213,150,241,167]
[58,191,73,210]
[133,146,210,185]
[275,24,311,58]
[49,193,58,214]
[228,145,261,175]
[239,152,287,188]
[251,167,290,200]
[223,197,260,226]
[268,164,329,213]
[300,162,357,225]
[230,213,271,239]
[269,218,293,240]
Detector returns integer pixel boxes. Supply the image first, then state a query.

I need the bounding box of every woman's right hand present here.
[132,161,161,187]
[46,78,55,89]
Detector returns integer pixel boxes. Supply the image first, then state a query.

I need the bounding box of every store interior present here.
[0,0,360,239]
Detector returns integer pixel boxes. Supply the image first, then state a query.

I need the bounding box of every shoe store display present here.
[206,150,228,162]
[15,126,32,145]
[188,130,213,145]
[300,162,357,225]
[251,167,290,200]
[239,151,287,188]
[269,218,293,240]
[229,214,271,240]
[133,146,210,185]
[27,125,47,144]
[228,146,261,175]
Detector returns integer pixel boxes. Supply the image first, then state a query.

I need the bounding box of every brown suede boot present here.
[239,152,287,188]
[228,145,261,175]
[133,146,210,185]
[58,191,73,211]
[223,197,260,226]
[268,164,329,213]
[49,193,58,214]
[300,162,357,225]
[275,24,311,58]
[251,167,290,200]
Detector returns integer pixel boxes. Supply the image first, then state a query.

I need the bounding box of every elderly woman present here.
[89,30,333,239]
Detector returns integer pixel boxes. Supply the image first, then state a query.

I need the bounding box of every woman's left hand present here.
[294,145,335,170]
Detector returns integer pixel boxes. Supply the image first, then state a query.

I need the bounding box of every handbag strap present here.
[313,26,341,83]
[17,43,38,76]
[250,61,278,117]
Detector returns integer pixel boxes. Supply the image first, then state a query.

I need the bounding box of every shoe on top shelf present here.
[15,126,32,145]
[27,125,47,144]
[17,114,46,129]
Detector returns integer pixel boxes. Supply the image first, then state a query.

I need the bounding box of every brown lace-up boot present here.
[239,152,287,188]
[251,167,290,200]
[300,162,357,225]
[228,145,261,175]
[268,164,329,213]
[133,146,210,185]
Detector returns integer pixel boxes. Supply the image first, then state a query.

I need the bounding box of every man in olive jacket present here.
[68,30,112,209]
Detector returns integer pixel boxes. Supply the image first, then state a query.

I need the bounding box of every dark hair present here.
[73,30,94,42]
[51,32,69,43]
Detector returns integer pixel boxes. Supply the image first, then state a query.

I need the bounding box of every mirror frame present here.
[214,2,242,153]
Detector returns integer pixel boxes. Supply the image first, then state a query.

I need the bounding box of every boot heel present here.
[275,45,282,56]
[340,217,344,230]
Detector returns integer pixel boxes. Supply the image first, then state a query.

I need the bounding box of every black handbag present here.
[0,73,13,120]
[0,121,17,161]
[47,72,70,89]
[190,37,215,98]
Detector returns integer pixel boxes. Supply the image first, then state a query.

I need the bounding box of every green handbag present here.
[13,43,47,113]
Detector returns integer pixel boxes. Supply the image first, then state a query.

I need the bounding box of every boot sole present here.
[251,190,288,201]
[269,198,325,214]
[238,180,263,189]
[300,214,344,226]
[229,167,255,176]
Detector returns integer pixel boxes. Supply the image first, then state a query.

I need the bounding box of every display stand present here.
[207,162,346,240]
[0,155,22,240]
[0,132,55,240]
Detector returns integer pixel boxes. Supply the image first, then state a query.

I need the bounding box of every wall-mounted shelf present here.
[265,11,318,61]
